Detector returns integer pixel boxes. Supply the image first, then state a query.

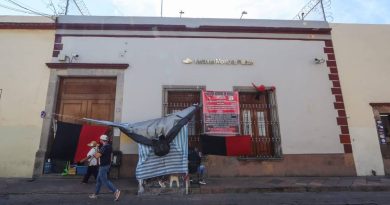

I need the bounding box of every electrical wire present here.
[41,0,58,16]
[7,0,42,11]
[5,0,45,12]
[75,0,90,15]
[0,2,37,14]
[2,0,52,17]
[72,0,84,15]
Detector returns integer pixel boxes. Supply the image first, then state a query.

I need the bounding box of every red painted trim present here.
[331,88,342,95]
[326,60,337,67]
[325,40,333,47]
[52,51,60,57]
[55,35,62,43]
[324,47,334,53]
[323,40,352,153]
[369,103,390,107]
[337,117,348,126]
[335,94,343,102]
[330,67,338,74]
[340,135,351,144]
[0,22,55,29]
[332,81,341,88]
[338,110,346,117]
[54,43,63,50]
[329,74,339,81]
[56,34,331,41]
[343,144,353,153]
[46,63,129,69]
[327,54,335,60]
[56,23,332,35]
[334,102,345,110]
[340,126,349,134]
[57,24,186,30]
[198,25,331,34]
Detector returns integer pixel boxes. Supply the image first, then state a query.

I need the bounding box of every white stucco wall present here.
[0,22,54,177]
[59,36,343,155]
[331,23,390,176]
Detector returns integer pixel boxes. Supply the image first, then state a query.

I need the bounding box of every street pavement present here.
[2,176,390,204]
[2,192,390,205]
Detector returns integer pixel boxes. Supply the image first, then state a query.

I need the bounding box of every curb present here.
[3,186,390,195]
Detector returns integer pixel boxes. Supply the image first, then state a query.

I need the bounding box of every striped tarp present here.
[136,125,188,180]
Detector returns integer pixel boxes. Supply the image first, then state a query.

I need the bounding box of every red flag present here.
[200,135,252,156]
[225,135,252,156]
[74,125,108,162]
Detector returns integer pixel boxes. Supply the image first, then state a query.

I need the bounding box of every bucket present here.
[44,161,52,174]
[76,166,88,175]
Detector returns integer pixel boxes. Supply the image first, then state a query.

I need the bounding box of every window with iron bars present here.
[163,87,203,150]
[238,90,282,159]
[164,87,282,159]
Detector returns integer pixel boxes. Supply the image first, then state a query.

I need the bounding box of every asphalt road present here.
[1,192,390,205]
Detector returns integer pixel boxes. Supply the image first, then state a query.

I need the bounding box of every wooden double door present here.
[56,77,116,124]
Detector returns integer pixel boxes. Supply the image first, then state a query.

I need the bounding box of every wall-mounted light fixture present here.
[58,53,80,63]
[314,58,325,64]
[240,11,247,19]
[71,54,79,62]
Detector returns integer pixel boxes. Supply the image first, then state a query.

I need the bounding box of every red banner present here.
[202,91,240,135]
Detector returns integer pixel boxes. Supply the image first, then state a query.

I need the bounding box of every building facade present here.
[0,16,55,177]
[331,23,390,176]
[32,16,355,178]
[3,16,389,178]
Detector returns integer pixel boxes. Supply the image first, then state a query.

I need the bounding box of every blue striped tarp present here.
[136,125,188,180]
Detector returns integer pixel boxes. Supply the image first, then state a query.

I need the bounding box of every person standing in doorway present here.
[89,135,121,201]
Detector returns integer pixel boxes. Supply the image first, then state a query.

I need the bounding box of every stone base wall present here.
[119,153,356,178]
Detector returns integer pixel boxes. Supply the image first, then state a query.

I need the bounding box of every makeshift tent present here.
[84,105,198,156]
[83,105,197,143]
[136,125,188,180]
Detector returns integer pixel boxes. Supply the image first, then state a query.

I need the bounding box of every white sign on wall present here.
[182,58,253,65]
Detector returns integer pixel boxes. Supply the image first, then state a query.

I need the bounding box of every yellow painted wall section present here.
[0,28,55,177]
[331,23,390,176]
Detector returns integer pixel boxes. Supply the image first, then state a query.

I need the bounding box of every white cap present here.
[100,134,109,141]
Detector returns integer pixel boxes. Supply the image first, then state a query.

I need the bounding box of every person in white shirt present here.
[80,140,99,184]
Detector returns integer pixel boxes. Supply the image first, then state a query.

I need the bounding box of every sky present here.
[0,0,389,24]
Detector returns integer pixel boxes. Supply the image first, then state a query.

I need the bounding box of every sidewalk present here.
[1,176,390,195]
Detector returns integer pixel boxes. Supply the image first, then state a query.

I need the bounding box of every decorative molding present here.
[57,34,330,41]
[370,103,390,107]
[46,63,129,69]
[324,40,352,154]
[0,22,55,30]
[56,23,331,35]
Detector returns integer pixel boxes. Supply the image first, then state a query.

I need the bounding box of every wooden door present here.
[56,78,116,124]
